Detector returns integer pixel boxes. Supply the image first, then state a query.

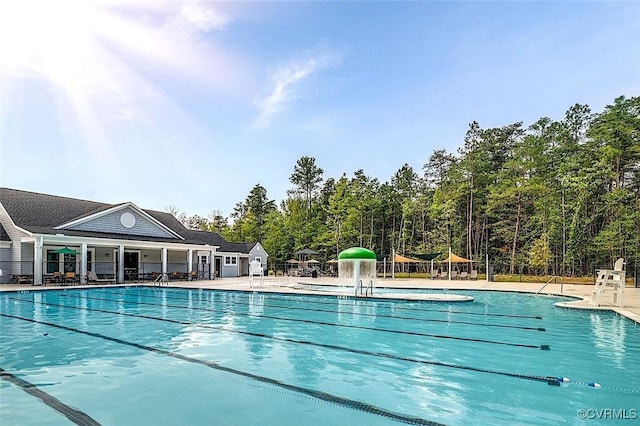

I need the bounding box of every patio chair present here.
[430,270,438,279]
[87,270,116,284]
[65,272,78,285]
[451,270,459,280]
[18,275,33,285]
[439,270,448,279]
[469,270,478,280]
[459,271,468,280]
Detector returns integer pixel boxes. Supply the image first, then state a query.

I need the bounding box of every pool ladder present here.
[154,273,169,286]
[355,279,374,297]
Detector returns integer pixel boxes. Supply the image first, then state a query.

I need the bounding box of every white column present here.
[391,248,395,279]
[448,246,452,281]
[161,248,167,275]
[486,251,490,282]
[209,250,215,279]
[13,240,22,275]
[383,257,386,278]
[34,237,43,285]
[187,249,193,279]
[80,242,88,284]
[118,245,125,283]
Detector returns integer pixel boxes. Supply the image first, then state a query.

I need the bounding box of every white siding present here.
[67,207,176,238]
[0,202,30,275]
[249,243,268,269]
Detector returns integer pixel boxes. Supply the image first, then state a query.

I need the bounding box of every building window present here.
[47,251,59,273]
[64,254,77,273]
[86,251,93,272]
[254,257,261,263]
[224,256,237,266]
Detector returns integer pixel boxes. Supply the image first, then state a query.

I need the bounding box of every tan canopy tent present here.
[394,254,424,263]
[439,253,475,263]
[438,250,476,280]
[393,253,428,275]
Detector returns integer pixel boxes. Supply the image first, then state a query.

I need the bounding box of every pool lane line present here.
[0,313,442,426]
[9,298,550,377]
[216,288,543,319]
[264,292,544,319]
[79,292,546,332]
[11,286,544,320]
[1,311,560,393]
[0,308,558,386]
[120,286,544,320]
[42,296,547,350]
[0,367,101,426]
[99,287,544,325]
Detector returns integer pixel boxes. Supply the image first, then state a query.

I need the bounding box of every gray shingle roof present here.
[1,187,108,228]
[0,188,251,253]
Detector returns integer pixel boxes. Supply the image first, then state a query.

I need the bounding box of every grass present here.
[493,274,592,285]
[379,272,635,286]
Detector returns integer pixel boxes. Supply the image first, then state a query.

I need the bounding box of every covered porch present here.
[5,235,219,285]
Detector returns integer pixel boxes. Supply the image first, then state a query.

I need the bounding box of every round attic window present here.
[120,212,136,228]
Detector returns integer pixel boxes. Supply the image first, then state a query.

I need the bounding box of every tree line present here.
[170,95,639,276]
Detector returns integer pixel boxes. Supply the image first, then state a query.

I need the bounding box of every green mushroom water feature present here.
[338,247,377,296]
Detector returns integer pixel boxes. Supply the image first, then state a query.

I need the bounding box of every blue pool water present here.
[1,287,639,425]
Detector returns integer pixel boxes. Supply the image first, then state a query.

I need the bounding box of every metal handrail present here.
[536,275,563,294]
[355,279,374,297]
[365,279,374,297]
[154,273,168,286]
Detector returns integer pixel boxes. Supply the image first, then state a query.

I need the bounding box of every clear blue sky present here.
[1,0,639,218]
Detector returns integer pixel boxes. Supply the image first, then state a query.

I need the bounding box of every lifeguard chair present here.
[249,259,264,288]
[590,258,625,307]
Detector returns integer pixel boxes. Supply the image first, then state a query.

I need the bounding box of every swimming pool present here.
[1,287,638,425]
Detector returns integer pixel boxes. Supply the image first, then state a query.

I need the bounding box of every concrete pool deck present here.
[2,277,639,324]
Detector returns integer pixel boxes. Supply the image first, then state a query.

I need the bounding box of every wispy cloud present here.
[166,0,229,37]
[253,48,343,128]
